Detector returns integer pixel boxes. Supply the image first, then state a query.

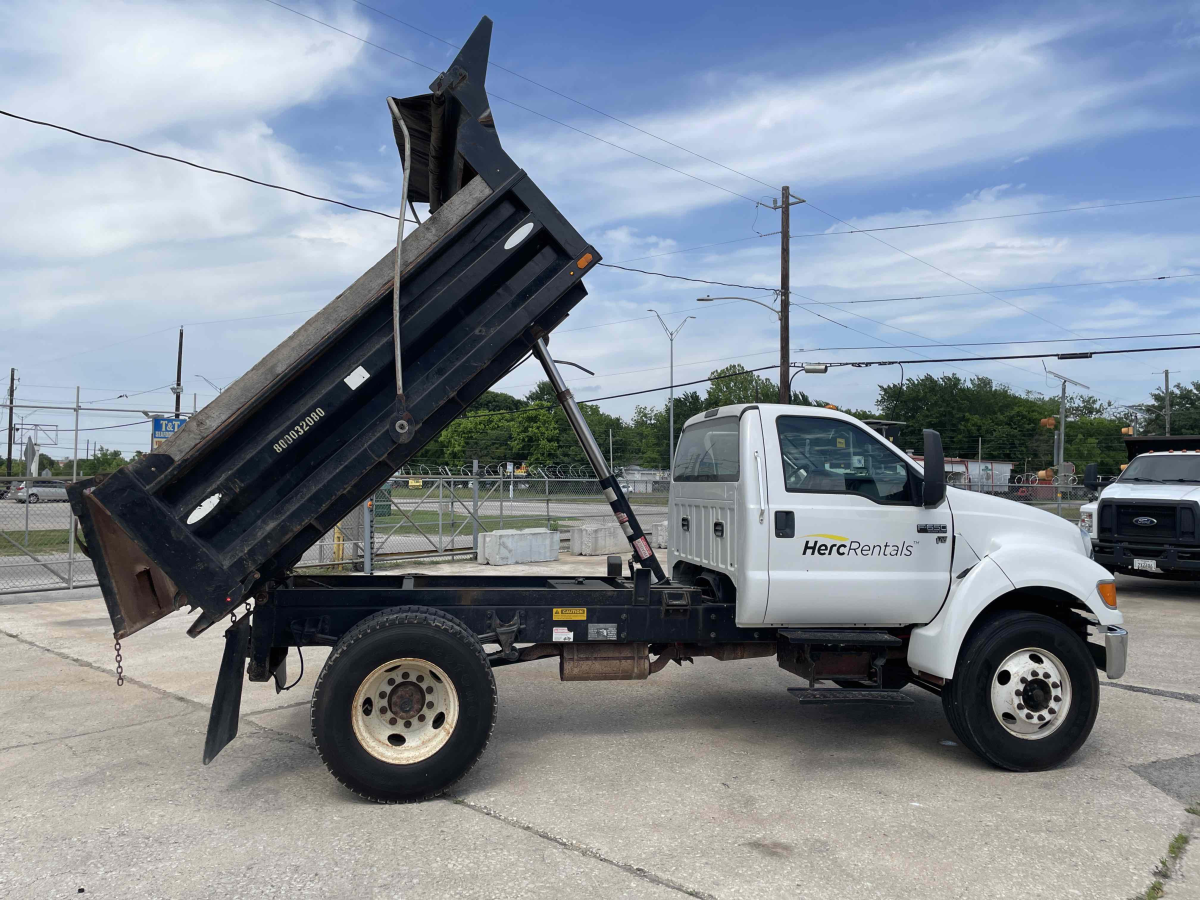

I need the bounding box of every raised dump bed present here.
[69,18,599,640]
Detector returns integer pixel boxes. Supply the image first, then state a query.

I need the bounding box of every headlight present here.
[1080,510,1093,533]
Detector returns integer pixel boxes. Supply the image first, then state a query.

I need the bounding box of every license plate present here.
[1133,558,1160,572]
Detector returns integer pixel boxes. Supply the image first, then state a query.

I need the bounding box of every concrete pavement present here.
[1,565,1197,899]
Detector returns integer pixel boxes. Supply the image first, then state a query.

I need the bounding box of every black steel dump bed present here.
[69,18,599,640]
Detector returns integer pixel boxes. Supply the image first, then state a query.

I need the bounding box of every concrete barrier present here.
[568,523,629,556]
[651,520,668,549]
[477,528,559,566]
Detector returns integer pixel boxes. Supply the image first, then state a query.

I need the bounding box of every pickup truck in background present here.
[1080,451,1200,579]
[68,16,1128,804]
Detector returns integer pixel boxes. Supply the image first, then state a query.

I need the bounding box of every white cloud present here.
[505,22,1195,230]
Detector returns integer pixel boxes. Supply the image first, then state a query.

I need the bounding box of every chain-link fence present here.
[296,469,670,571]
[951,480,1097,522]
[0,466,1100,593]
[0,476,95,594]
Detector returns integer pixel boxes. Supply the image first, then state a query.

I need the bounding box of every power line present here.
[564,270,1198,334]
[259,0,764,205]
[465,340,1200,421]
[614,194,1200,263]
[615,233,780,263]
[787,194,1200,239]
[825,342,1200,369]
[347,0,781,194]
[9,102,1192,325]
[0,109,408,222]
[595,263,775,292]
[816,273,1200,306]
[800,199,1111,347]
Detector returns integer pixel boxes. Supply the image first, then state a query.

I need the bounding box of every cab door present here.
[762,412,952,626]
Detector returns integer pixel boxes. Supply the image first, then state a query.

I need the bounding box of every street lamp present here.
[648,310,695,469]
[194,375,225,393]
[697,294,791,403]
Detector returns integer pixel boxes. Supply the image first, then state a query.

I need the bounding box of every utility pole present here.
[648,310,694,469]
[772,187,806,403]
[780,185,790,403]
[5,368,14,476]
[1164,369,1172,436]
[173,327,184,416]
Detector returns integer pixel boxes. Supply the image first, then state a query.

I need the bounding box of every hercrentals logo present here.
[800,534,914,558]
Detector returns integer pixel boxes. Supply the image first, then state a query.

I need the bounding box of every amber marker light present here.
[1097,581,1117,608]
[575,252,593,269]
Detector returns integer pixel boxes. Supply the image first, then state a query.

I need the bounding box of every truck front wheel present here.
[311,607,496,803]
[942,611,1098,771]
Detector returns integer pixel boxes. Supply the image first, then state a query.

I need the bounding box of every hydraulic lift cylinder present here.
[531,338,666,582]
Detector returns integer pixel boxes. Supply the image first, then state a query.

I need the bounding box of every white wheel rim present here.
[351,658,459,764]
[990,647,1072,740]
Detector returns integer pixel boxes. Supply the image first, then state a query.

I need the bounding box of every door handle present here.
[775,510,795,538]
[754,450,766,524]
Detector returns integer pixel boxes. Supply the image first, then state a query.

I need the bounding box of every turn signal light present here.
[576,252,594,269]
[1097,581,1117,608]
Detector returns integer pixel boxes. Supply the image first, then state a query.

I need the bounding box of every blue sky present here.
[1,0,1198,456]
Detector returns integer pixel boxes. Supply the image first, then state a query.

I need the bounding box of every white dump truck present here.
[71,16,1127,802]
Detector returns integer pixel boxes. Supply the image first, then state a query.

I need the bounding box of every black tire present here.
[311,606,496,803]
[942,611,1098,771]
[27,494,39,504]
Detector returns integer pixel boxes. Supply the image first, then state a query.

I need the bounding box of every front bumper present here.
[1104,625,1128,680]
[1092,541,1200,575]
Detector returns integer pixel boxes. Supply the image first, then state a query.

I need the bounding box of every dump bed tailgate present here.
[69,19,599,639]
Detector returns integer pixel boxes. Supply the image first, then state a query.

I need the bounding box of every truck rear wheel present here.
[311,607,496,803]
[942,611,1098,771]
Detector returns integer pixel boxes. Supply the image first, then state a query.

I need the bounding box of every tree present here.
[1142,380,1200,435]
[703,364,813,408]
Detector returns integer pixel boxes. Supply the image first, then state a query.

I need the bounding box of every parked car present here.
[10,480,69,503]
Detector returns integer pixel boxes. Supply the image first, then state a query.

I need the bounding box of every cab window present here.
[673,418,740,482]
[776,416,912,504]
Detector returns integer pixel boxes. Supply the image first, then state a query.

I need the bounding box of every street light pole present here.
[648,310,694,469]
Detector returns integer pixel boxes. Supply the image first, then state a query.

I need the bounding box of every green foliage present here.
[1142,380,1200,435]
[877,373,1129,474]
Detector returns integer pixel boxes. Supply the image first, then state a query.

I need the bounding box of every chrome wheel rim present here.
[990,647,1072,740]
[351,658,459,763]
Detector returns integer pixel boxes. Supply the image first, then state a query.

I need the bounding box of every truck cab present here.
[1080,450,1200,579]
[669,404,1126,768]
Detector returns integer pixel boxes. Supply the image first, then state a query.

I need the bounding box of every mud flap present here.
[203,615,250,765]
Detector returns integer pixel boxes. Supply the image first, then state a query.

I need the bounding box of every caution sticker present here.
[633,536,652,559]
[552,627,574,642]
[553,608,587,620]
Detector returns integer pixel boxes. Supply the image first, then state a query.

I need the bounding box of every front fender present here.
[907,546,1123,680]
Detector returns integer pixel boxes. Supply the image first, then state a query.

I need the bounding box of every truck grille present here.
[1099,501,1197,543]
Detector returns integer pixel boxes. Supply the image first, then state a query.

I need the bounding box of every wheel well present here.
[970,587,1095,642]
[671,561,736,603]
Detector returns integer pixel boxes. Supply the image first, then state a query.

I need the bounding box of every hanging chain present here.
[114,640,124,687]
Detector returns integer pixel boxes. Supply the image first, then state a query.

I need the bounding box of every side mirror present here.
[1083,463,1099,492]
[922,429,946,508]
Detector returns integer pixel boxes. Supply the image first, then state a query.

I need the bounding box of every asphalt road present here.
[1,568,1197,899]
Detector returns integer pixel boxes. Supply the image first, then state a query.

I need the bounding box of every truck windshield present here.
[1119,454,1200,483]
[673,418,740,482]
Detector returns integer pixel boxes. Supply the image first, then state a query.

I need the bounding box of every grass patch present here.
[1186,805,1200,816]
[1168,832,1190,859]
[0,528,72,557]
[1140,879,1165,900]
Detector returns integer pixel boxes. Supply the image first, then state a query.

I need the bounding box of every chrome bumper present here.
[1104,625,1128,680]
